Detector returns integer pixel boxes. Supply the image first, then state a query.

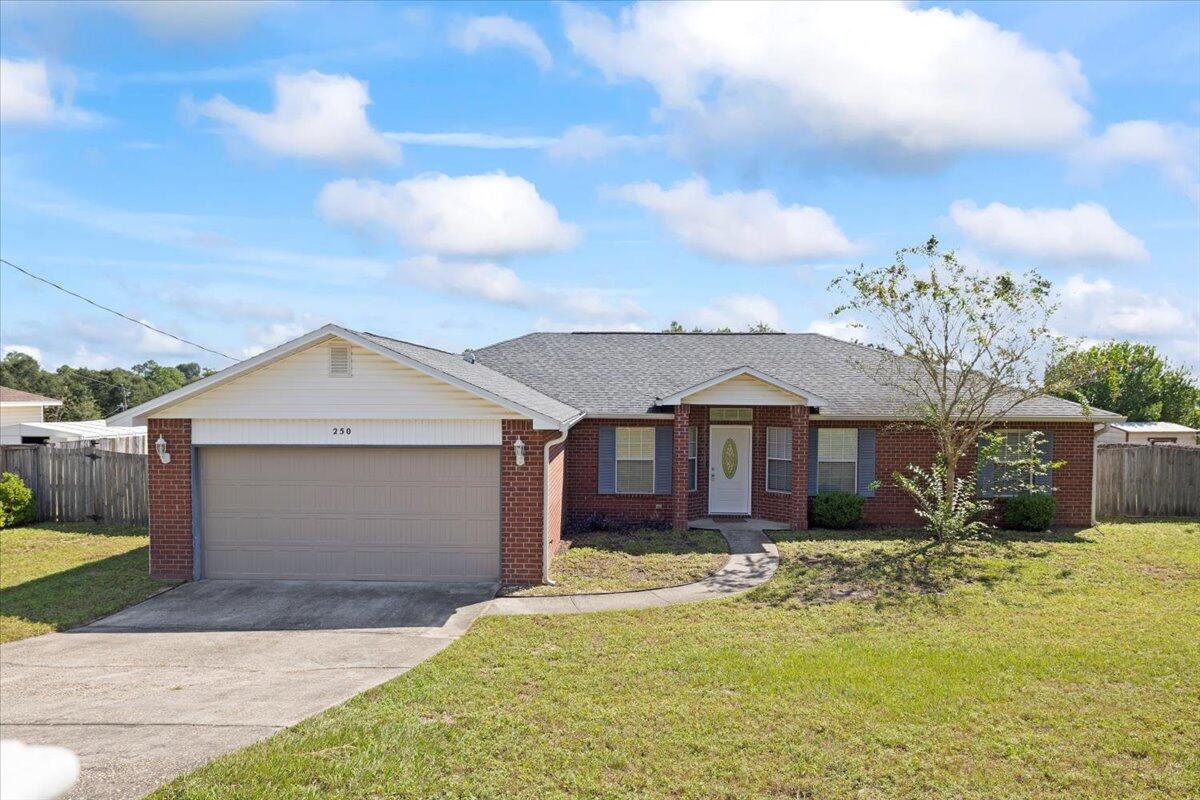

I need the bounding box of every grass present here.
[503,527,728,596]
[0,522,169,644]
[154,520,1199,799]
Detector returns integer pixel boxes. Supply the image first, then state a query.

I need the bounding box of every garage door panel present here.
[200,447,500,582]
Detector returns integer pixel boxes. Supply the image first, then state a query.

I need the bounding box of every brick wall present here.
[809,419,1094,527]
[501,420,562,584]
[564,417,674,529]
[147,418,193,580]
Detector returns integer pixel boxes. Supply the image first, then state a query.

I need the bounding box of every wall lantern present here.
[155,435,171,465]
[513,437,525,467]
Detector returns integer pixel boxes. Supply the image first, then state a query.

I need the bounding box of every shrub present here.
[0,472,36,529]
[811,492,866,529]
[1002,492,1056,532]
[892,461,993,542]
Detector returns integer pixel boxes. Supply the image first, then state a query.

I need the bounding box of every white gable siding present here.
[156,342,521,420]
[0,405,45,425]
[684,374,805,406]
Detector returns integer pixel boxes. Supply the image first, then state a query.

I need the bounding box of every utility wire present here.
[1,257,236,361]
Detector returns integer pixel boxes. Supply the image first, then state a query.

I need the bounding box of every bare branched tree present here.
[830,237,1084,494]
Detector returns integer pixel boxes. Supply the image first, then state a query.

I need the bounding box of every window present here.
[616,427,655,493]
[766,427,792,492]
[817,428,857,494]
[688,426,698,491]
[329,344,352,376]
[988,430,1053,496]
[1149,437,1177,444]
[710,407,753,422]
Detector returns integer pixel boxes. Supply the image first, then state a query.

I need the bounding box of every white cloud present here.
[395,256,646,323]
[385,131,557,149]
[950,201,1148,264]
[0,59,101,126]
[317,173,581,258]
[1,343,43,362]
[1073,121,1200,202]
[678,294,785,331]
[452,15,553,71]
[109,1,284,42]
[563,1,1088,161]
[805,318,867,342]
[611,177,855,264]
[384,124,659,160]
[238,322,307,358]
[1057,275,1196,341]
[191,71,399,164]
[137,322,195,357]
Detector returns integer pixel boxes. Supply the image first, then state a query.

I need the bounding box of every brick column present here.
[790,405,809,530]
[147,418,193,580]
[672,405,691,530]
[501,419,553,585]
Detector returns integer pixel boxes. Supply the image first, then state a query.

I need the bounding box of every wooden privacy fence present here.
[1096,444,1200,519]
[0,445,148,525]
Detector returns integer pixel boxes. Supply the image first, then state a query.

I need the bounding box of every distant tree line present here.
[0,352,213,421]
[1048,341,1199,428]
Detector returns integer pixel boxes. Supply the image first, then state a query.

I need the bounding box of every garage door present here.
[199,447,500,582]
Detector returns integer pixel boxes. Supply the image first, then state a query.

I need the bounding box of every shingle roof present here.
[0,385,62,405]
[474,332,1118,420]
[358,332,582,425]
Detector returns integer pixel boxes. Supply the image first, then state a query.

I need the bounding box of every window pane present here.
[767,427,792,460]
[818,428,857,462]
[767,459,792,492]
[818,461,856,493]
[710,407,752,422]
[616,427,655,459]
[688,426,697,458]
[689,457,697,491]
[616,460,654,493]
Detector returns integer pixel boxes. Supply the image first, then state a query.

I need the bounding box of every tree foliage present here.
[662,321,777,333]
[831,237,1079,497]
[0,352,212,420]
[1047,341,1199,428]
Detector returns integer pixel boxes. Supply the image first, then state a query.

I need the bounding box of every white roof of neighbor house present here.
[1,421,147,439]
[1110,421,1198,434]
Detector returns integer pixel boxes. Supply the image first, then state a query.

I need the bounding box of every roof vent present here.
[329,344,352,376]
[463,349,476,364]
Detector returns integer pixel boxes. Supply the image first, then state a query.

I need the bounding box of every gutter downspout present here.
[542,414,583,585]
[1092,422,1112,526]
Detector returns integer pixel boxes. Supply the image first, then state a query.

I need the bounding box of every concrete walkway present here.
[485,518,782,616]
[0,580,496,800]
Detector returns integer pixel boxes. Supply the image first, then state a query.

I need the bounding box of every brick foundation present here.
[147,418,193,581]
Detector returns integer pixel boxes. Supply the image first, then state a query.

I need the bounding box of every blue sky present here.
[1,0,1197,374]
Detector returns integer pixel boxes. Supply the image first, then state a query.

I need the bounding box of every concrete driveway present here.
[0,580,496,800]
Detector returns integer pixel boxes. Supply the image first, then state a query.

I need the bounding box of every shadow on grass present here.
[0,546,161,635]
[750,526,1094,607]
[561,528,728,557]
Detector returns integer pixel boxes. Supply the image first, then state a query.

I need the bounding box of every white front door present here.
[709,425,751,515]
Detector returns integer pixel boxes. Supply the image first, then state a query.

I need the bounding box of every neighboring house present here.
[0,386,64,444]
[0,420,148,452]
[1096,421,1198,446]
[109,324,1122,586]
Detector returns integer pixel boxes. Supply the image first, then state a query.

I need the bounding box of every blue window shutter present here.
[654,426,673,495]
[1034,430,1053,493]
[856,428,876,497]
[808,430,819,496]
[977,435,995,497]
[598,426,616,495]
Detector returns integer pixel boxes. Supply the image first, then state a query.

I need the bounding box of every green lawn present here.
[504,527,728,596]
[0,522,168,643]
[155,520,1199,799]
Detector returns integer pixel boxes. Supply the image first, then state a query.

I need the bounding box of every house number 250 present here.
[331,426,352,435]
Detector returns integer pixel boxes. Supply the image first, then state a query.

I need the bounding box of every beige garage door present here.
[199,447,500,582]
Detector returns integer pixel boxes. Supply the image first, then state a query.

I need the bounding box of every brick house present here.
[111,324,1121,586]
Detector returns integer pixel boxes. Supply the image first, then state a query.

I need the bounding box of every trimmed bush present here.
[1002,492,1056,532]
[0,472,35,529]
[811,492,866,529]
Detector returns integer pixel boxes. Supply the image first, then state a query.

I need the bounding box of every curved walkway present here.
[484,519,782,616]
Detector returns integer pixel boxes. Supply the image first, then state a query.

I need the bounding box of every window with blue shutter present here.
[598,426,616,494]
[856,428,876,497]
[654,426,673,495]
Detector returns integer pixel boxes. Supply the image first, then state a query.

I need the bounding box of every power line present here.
[1,257,236,361]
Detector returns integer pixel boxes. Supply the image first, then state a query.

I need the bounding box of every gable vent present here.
[328,344,352,376]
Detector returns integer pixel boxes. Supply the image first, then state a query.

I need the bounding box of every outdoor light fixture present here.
[513,437,525,466]
[155,435,171,465]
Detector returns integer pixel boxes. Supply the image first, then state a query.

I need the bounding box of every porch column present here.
[790,405,809,530]
[672,405,691,530]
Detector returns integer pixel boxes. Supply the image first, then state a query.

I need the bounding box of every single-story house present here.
[109,324,1122,585]
[1096,421,1198,446]
[0,386,63,443]
[0,420,148,452]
